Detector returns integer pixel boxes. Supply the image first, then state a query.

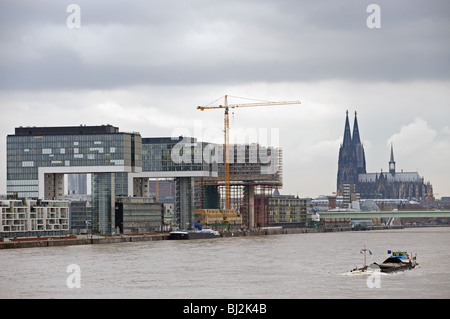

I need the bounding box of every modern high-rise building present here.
[7,125,141,234]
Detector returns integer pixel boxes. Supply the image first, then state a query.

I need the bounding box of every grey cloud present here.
[1,0,449,90]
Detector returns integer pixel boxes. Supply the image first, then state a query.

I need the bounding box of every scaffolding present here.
[194,143,283,229]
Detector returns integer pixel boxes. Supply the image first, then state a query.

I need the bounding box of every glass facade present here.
[175,177,194,229]
[140,137,217,230]
[141,137,215,174]
[6,125,141,236]
[91,172,115,235]
[69,200,91,233]
[6,126,141,198]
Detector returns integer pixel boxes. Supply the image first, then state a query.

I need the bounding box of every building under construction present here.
[195,143,283,229]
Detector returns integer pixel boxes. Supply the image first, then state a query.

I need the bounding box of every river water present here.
[0,227,449,299]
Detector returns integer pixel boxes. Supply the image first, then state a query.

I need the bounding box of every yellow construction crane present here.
[197,95,301,209]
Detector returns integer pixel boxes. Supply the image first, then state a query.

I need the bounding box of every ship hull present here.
[375,257,417,273]
[378,263,415,273]
[169,230,220,240]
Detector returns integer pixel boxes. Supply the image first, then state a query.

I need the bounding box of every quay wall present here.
[220,224,404,238]
[0,225,404,250]
[0,234,168,250]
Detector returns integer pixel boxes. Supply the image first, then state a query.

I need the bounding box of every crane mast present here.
[197,95,301,210]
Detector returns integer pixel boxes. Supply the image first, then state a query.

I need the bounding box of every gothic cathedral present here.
[337,111,434,201]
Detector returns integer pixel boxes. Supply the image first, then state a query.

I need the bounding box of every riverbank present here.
[0,224,409,250]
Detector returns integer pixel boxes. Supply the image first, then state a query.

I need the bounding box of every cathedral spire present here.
[343,110,352,147]
[389,142,396,175]
[390,142,395,162]
[352,111,361,145]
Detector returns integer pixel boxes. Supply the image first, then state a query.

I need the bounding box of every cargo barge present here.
[350,248,418,274]
[374,250,418,273]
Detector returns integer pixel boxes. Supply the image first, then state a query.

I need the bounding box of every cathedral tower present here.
[389,142,396,176]
[352,112,366,175]
[337,113,434,200]
[337,111,366,195]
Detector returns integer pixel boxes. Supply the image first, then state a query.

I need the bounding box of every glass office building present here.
[7,125,141,198]
[6,127,220,233]
[137,137,217,229]
[141,137,215,174]
[6,125,141,235]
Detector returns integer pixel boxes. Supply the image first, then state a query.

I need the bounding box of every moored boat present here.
[169,228,220,240]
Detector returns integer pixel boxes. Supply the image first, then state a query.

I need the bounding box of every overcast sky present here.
[1,0,449,198]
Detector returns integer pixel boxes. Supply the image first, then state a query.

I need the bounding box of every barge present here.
[374,250,418,273]
[169,228,220,240]
[350,248,418,274]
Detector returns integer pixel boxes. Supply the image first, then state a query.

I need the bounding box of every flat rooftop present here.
[142,136,196,144]
[13,125,120,136]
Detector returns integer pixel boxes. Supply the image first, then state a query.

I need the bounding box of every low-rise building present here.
[0,199,69,238]
[269,191,309,227]
[115,197,164,234]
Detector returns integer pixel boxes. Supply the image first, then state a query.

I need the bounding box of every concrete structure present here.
[0,199,69,238]
[341,183,360,208]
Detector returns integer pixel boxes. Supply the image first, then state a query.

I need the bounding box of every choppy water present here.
[0,227,449,299]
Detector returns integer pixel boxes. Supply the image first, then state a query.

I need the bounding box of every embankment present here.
[0,224,405,250]
[0,234,168,250]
